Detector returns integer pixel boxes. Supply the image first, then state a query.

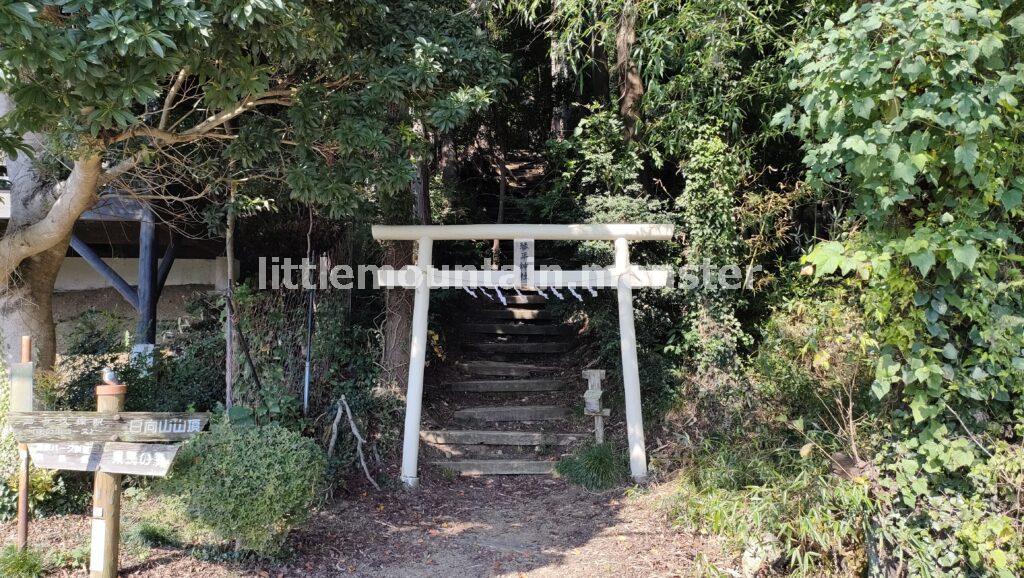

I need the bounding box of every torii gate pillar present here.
[614,238,648,481]
[400,237,433,488]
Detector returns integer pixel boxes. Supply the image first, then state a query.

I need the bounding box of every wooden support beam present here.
[14,336,32,552]
[135,208,157,345]
[155,231,178,299]
[69,235,139,310]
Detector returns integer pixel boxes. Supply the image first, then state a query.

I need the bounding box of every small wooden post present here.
[90,375,126,578]
[14,336,33,551]
[583,370,608,444]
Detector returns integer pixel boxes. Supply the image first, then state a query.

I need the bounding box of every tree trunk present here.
[0,243,65,369]
[412,120,432,226]
[0,94,102,370]
[549,0,571,141]
[381,126,433,392]
[587,34,611,105]
[615,0,644,142]
[437,134,459,185]
[381,241,414,391]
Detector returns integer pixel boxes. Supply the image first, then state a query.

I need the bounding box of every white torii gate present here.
[372,223,676,487]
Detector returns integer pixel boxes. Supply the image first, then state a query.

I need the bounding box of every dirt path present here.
[266,475,723,577]
[3,476,725,577]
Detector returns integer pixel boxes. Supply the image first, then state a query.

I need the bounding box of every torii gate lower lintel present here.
[371,223,676,488]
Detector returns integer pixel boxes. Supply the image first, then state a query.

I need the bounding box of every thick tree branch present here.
[159,68,189,130]
[111,88,295,146]
[0,155,103,282]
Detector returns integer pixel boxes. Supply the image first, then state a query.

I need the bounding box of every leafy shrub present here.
[165,420,325,555]
[557,443,629,491]
[780,0,1024,574]
[65,309,131,356]
[47,295,227,414]
[0,467,89,522]
[0,545,45,578]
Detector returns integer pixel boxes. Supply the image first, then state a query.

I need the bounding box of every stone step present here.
[474,309,551,321]
[421,430,583,446]
[467,342,571,354]
[431,460,556,475]
[457,361,558,377]
[506,295,547,305]
[461,323,573,336]
[455,405,571,422]
[425,443,561,460]
[450,379,564,392]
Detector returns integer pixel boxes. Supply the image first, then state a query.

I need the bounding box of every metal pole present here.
[15,336,31,550]
[302,281,315,415]
[614,238,648,482]
[399,237,433,488]
[90,375,126,578]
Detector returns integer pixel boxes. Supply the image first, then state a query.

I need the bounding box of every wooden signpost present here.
[8,412,209,443]
[6,352,209,578]
[25,442,181,477]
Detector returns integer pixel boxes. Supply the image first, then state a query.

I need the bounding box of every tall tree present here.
[614,0,642,142]
[0,0,506,372]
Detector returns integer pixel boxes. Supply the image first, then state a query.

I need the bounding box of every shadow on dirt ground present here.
[2,474,725,577]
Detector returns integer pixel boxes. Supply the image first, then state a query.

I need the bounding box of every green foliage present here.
[47,545,89,572]
[47,295,226,414]
[782,0,1024,574]
[0,467,89,523]
[670,273,877,577]
[672,444,872,577]
[64,309,130,356]
[0,0,508,223]
[674,127,747,376]
[165,420,326,556]
[229,286,391,447]
[556,443,629,491]
[0,545,45,578]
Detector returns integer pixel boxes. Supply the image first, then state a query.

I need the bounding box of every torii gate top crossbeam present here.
[371,223,674,241]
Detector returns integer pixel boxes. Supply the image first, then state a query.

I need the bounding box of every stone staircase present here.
[423,294,587,476]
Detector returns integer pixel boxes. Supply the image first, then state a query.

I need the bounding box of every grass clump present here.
[671,443,872,577]
[0,545,45,578]
[556,443,628,491]
[125,521,181,548]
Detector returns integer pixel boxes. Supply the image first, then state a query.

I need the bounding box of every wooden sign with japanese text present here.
[26,442,180,477]
[513,238,535,288]
[8,412,210,444]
